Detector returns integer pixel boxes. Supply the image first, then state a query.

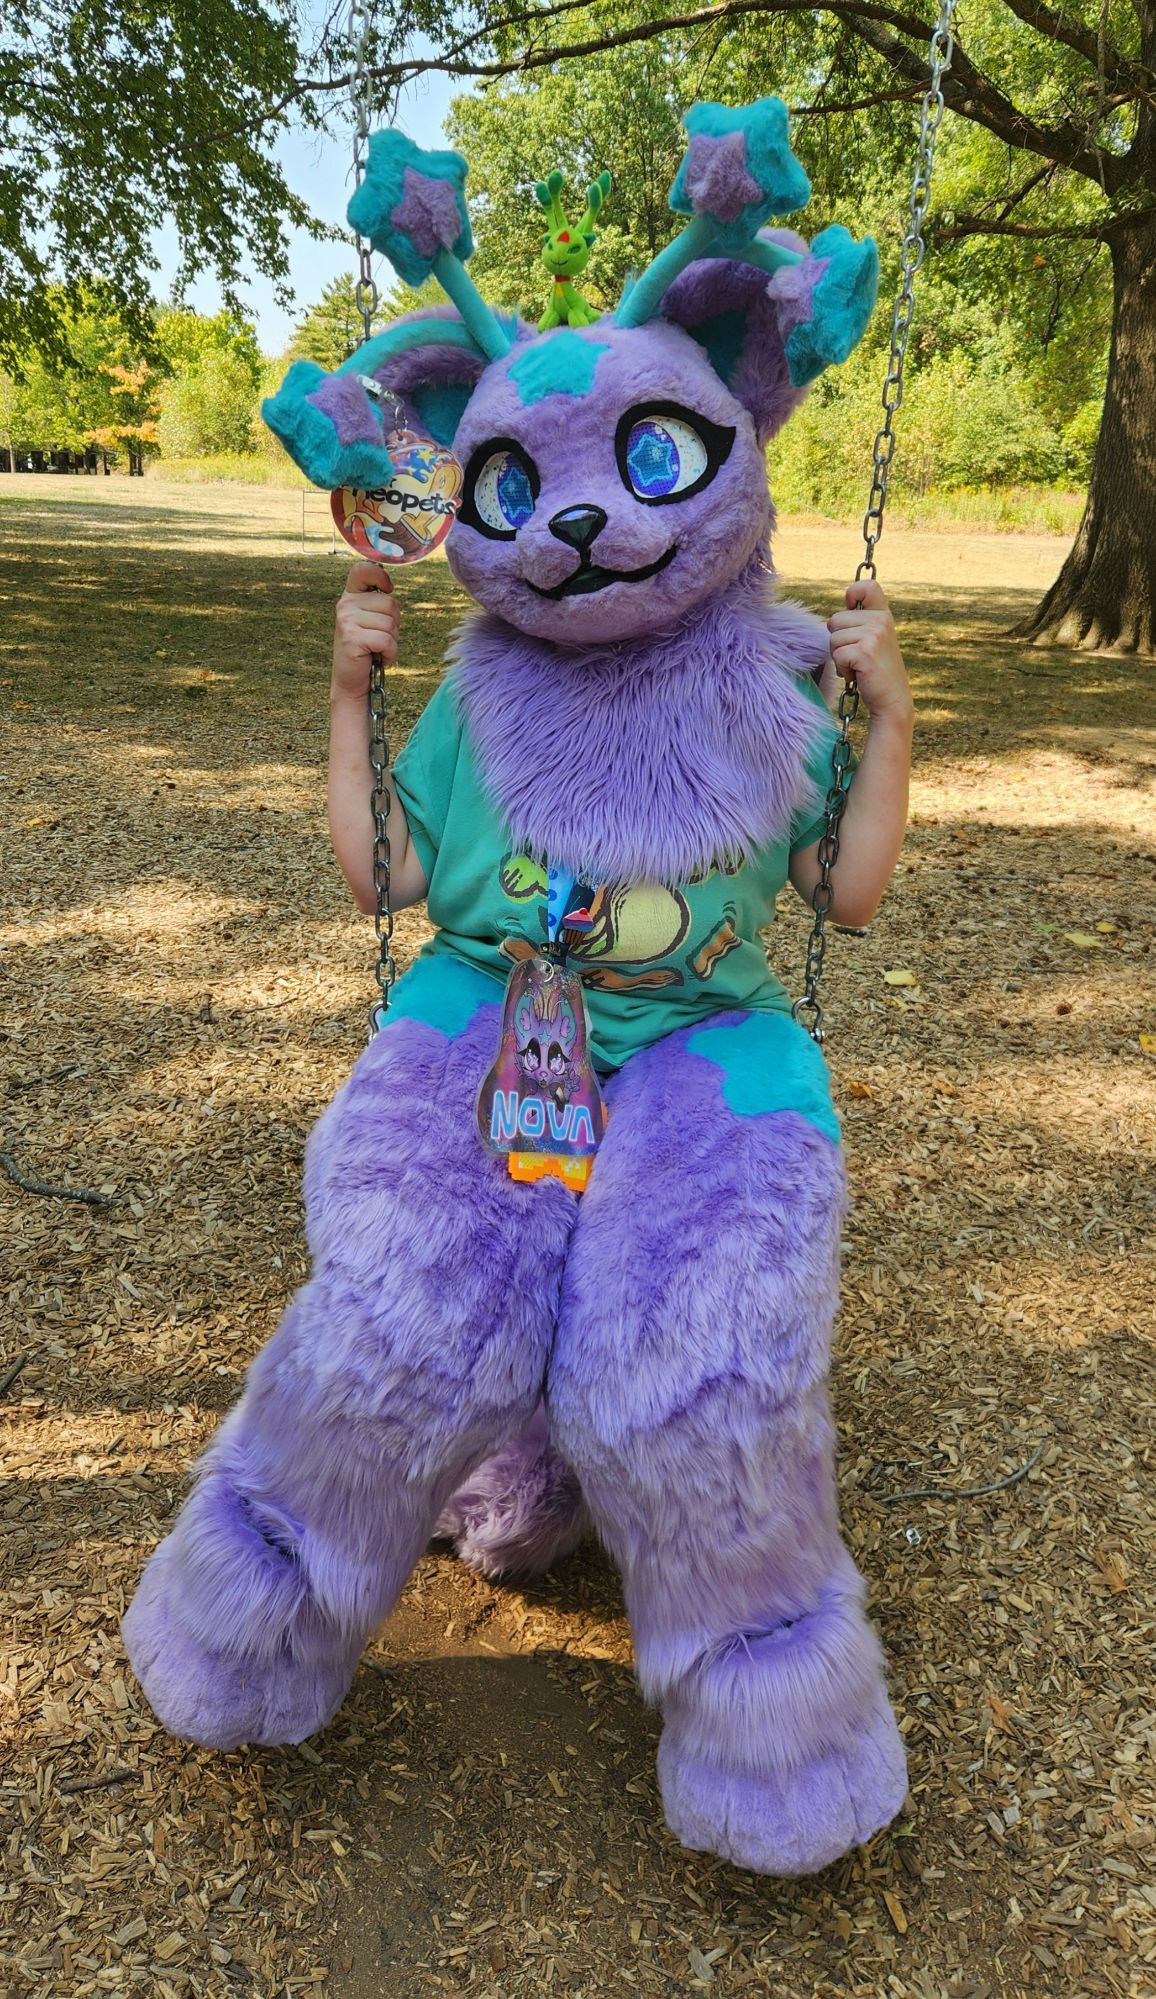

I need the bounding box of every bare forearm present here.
[788,578,915,927]
[328,686,427,915]
[789,704,913,927]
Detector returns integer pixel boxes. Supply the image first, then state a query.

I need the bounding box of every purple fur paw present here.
[657,1686,908,1877]
[122,1535,359,1752]
[436,1411,588,1579]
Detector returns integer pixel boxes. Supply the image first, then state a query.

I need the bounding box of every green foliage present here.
[769,338,1101,518]
[290,276,369,372]
[2,0,320,371]
[157,348,263,457]
[0,285,166,465]
[0,285,269,467]
[446,44,689,314]
[154,306,262,380]
[441,12,1115,503]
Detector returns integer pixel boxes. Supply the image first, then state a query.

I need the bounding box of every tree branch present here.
[1000,0,1154,95]
[292,0,1140,198]
[298,0,940,96]
[936,207,1154,239]
[848,13,1131,188]
[792,84,923,115]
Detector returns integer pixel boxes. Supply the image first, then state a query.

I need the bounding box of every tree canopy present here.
[1,0,319,369]
[7,0,1154,643]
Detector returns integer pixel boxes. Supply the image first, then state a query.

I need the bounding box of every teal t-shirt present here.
[392,672,848,1074]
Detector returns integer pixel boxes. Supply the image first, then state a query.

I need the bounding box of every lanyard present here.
[545,863,596,957]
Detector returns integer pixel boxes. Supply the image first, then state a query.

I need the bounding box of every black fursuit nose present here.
[548,504,608,553]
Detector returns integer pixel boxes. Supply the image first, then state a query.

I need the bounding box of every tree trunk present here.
[1015,215,1156,654]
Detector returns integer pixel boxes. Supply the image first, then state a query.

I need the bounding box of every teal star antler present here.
[535,169,612,333]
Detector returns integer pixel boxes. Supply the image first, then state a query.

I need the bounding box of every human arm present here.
[328,562,429,916]
[787,579,914,928]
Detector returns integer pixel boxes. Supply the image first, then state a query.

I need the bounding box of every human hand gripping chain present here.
[328,563,427,921]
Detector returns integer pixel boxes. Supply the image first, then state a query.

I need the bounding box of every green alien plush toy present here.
[535,168,612,331]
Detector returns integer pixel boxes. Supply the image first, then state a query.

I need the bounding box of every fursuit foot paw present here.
[122,1529,361,1752]
[657,1687,908,1878]
[435,1413,588,1580]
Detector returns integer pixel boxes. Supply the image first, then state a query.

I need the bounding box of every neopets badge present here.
[331,429,463,564]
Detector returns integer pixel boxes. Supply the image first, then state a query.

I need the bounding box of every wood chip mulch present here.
[1,482,1153,1998]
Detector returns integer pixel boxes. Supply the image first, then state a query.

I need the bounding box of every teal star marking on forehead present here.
[508,329,609,405]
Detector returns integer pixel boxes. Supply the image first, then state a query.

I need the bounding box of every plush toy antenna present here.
[617,98,809,329]
[347,130,514,363]
[536,169,612,332]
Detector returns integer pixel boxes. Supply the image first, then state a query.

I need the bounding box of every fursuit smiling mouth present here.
[526,545,678,599]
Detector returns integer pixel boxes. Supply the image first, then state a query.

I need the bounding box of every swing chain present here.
[858,0,956,585]
[368,649,396,1029]
[347,0,396,1032]
[791,676,858,1046]
[348,0,379,346]
[795,0,956,1045]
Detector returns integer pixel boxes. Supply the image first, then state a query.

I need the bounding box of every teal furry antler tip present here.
[537,168,612,333]
[617,98,811,329]
[347,129,513,361]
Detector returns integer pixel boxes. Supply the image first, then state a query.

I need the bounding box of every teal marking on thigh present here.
[686,1011,841,1144]
[374,953,505,1039]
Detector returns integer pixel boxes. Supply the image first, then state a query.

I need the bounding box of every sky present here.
[152,45,461,355]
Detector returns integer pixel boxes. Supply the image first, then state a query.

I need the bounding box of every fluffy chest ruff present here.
[451,570,832,887]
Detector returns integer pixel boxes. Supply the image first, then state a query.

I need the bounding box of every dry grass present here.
[1,475,1154,1999]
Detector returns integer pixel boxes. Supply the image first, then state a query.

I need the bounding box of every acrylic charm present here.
[331,428,463,564]
[477,955,606,1193]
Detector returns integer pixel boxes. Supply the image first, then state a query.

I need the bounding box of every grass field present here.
[142,455,1090,540]
[2,476,1154,1999]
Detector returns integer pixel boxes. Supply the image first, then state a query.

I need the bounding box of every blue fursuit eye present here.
[624,415,709,499]
[471,448,537,534]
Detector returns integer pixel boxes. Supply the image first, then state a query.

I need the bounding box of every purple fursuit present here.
[124,96,908,1877]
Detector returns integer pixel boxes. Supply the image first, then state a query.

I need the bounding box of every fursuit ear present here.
[262,307,521,490]
[351,306,495,447]
[264,128,521,489]
[661,226,879,446]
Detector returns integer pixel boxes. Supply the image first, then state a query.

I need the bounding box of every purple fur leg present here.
[436,1402,588,1579]
[123,1005,574,1749]
[549,1027,907,1877]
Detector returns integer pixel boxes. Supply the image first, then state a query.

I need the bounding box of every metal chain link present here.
[793,0,956,1046]
[858,0,957,586]
[348,0,380,349]
[347,0,396,1034]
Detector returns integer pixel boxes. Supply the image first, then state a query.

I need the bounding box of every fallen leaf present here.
[883,969,919,987]
[1062,931,1103,950]
[1094,1551,1129,1594]
[845,1079,875,1100]
[987,1690,1017,1735]
[1139,1034,1156,1055]
[1094,919,1121,934]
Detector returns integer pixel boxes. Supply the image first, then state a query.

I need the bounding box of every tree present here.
[349,1,1155,652]
[2,288,176,469]
[291,275,373,371]
[2,0,321,370]
[92,361,162,476]
[156,349,261,457]
[154,305,262,381]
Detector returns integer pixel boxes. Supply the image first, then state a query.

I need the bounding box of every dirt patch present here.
[1,478,1153,1998]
